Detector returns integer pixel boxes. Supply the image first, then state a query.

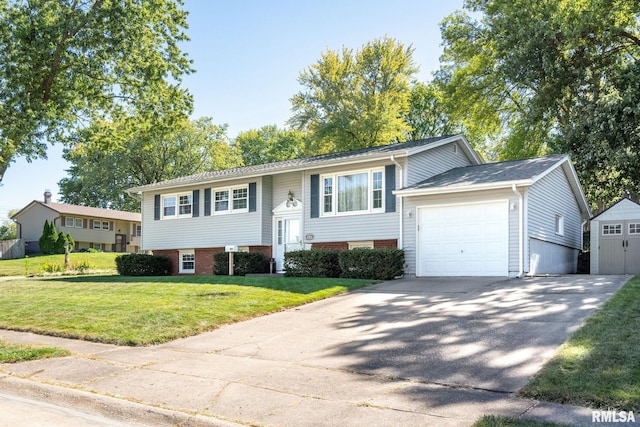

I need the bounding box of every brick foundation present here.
[311,240,398,251]
[153,246,273,276]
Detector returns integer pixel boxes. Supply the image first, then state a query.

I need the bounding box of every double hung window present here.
[162,193,192,219]
[321,169,384,216]
[213,185,248,214]
[179,250,195,273]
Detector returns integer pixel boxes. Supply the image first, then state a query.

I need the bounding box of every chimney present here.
[44,189,52,204]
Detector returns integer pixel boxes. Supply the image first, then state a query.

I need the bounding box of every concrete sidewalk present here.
[0,275,632,426]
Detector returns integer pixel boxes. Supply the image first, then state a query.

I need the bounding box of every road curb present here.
[0,374,241,427]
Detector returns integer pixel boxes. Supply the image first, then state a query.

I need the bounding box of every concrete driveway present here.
[0,275,630,426]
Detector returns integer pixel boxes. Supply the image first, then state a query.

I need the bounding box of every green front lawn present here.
[0,340,70,363]
[0,252,119,276]
[519,275,640,411]
[0,275,374,345]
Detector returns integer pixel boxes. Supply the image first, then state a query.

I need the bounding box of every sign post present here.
[225,245,238,276]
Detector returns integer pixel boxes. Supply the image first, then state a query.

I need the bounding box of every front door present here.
[599,220,640,274]
[115,234,127,253]
[274,217,303,272]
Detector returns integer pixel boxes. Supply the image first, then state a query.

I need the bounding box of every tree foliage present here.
[38,219,58,254]
[0,0,193,182]
[59,117,241,211]
[289,37,418,153]
[234,125,308,166]
[436,0,640,204]
[404,81,458,141]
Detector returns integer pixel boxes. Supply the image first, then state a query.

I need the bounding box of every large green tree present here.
[234,125,308,166]
[0,0,193,182]
[436,0,640,204]
[59,117,241,211]
[289,37,418,153]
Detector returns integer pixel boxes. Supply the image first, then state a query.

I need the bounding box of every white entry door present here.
[417,201,509,276]
[274,216,303,272]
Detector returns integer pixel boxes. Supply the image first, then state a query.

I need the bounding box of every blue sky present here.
[0,0,463,221]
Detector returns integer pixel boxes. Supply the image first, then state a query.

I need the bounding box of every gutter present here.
[512,184,524,278]
[390,155,404,249]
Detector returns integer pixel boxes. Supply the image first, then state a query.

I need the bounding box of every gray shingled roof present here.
[14,201,141,222]
[127,135,459,193]
[401,154,568,191]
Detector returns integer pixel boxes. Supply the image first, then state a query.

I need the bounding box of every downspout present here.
[390,155,403,249]
[512,184,524,278]
[581,219,587,251]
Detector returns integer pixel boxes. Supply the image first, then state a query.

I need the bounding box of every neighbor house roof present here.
[127,134,481,193]
[394,154,591,216]
[12,201,141,222]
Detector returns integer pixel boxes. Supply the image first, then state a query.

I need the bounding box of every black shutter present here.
[192,190,200,217]
[204,188,211,216]
[310,174,319,218]
[154,195,161,220]
[248,182,257,212]
[385,164,396,213]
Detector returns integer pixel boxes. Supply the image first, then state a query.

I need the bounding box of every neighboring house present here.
[590,198,640,275]
[127,135,591,277]
[12,191,142,254]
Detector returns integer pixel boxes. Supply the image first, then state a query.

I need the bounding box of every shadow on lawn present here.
[323,275,626,413]
[42,274,376,295]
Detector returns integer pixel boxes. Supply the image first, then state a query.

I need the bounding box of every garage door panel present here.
[418,201,509,277]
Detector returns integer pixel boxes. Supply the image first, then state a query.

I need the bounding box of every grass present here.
[0,252,119,276]
[518,275,640,411]
[0,340,70,363]
[0,274,374,346]
[473,415,572,427]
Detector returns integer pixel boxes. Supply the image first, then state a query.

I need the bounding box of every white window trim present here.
[212,185,249,215]
[179,250,195,274]
[603,224,622,235]
[65,217,75,228]
[348,240,374,249]
[555,214,564,236]
[161,192,193,219]
[629,223,640,235]
[321,168,385,217]
[75,218,83,228]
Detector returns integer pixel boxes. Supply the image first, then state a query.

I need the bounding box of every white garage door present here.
[417,201,509,276]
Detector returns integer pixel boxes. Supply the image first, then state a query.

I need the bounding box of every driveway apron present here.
[0,275,630,426]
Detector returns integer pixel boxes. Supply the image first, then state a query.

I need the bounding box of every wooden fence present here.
[0,239,25,260]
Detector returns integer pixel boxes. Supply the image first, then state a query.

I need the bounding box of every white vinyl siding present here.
[142,180,265,251]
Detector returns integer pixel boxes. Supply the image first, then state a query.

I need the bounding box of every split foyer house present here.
[127,134,591,277]
[12,191,142,253]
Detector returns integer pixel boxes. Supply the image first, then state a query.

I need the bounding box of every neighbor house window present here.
[93,220,110,230]
[162,193,192,219]
[213,185,248,214]
[629,223,640,235]
[179,250,195,274]
[136,225,142,236]
[321,169,384,215]
[603,224,622,235]
[65,217,84,228]
[555,215,564,235]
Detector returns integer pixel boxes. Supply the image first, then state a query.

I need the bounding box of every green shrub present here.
[42,260,63,273]
[72,260,93,273]
[115,253,170,276]
[339,248,404,280]
[284,250,340,278]
[38,220,58,255]
[213,251,268,276]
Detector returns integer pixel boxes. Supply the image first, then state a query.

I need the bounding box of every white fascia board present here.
[393,179,533,197]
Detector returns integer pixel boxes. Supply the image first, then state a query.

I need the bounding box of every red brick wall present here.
[311,240,398,251]
[154,246,273,275]
[374,239,398,249]
[153,250,178,275]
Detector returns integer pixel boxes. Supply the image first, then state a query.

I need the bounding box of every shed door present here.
[599,220,640,274]
[417,201,509,276]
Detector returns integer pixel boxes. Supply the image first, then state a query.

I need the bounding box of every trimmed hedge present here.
[284,249,341,278]
[115,253,170,276]
[339,248,404,280]
[213,251,268,276]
